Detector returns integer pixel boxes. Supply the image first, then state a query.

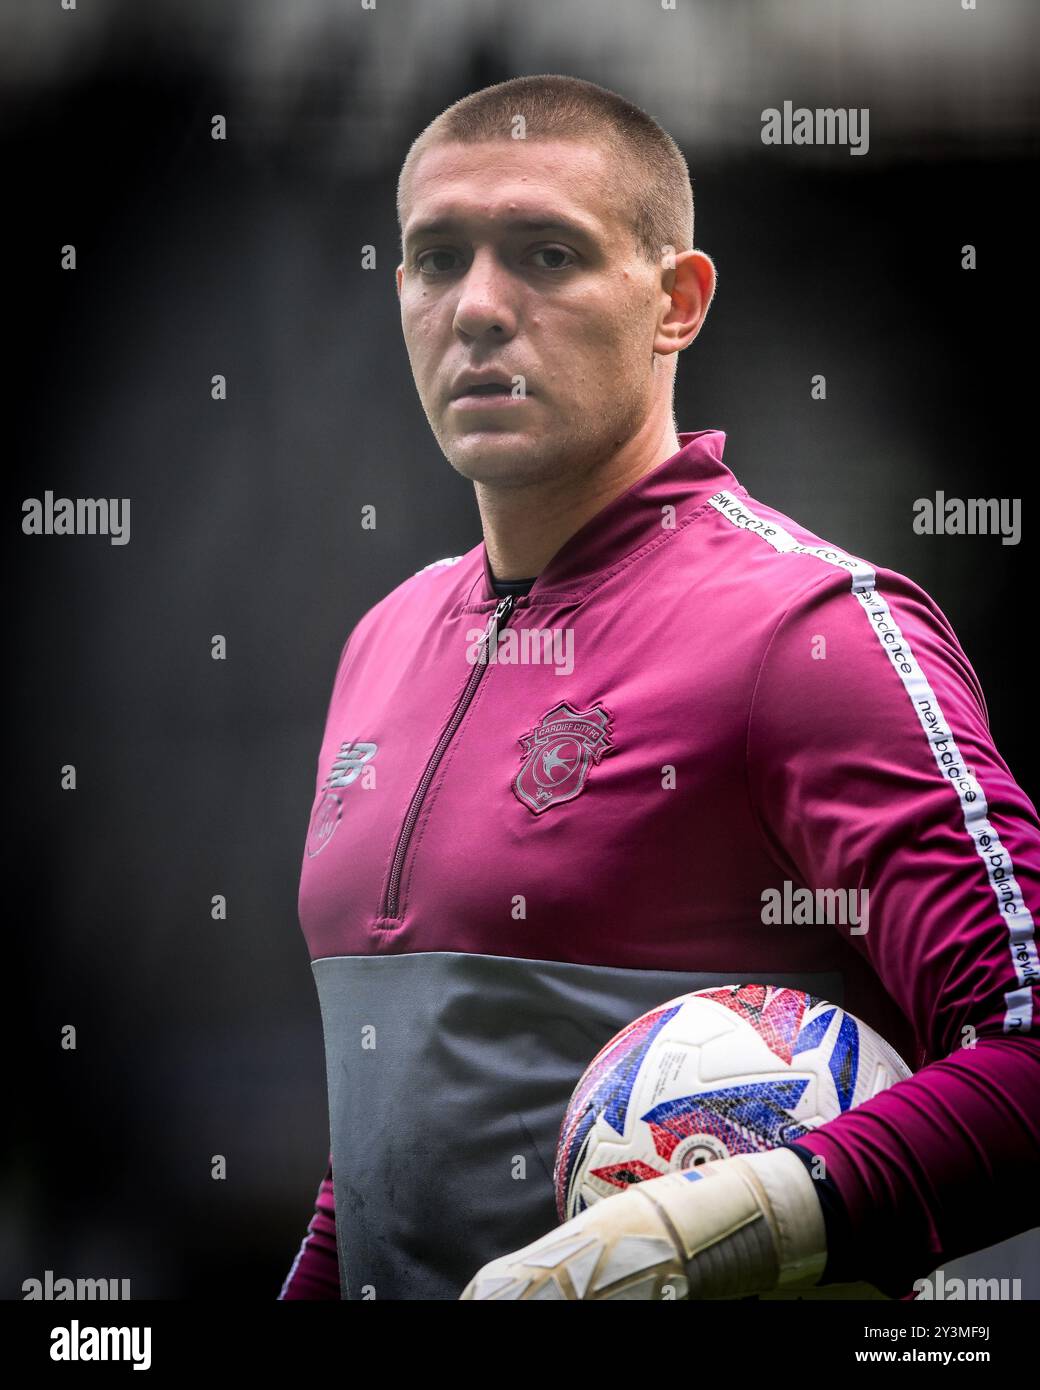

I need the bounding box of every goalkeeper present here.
[279,74,1039,1301]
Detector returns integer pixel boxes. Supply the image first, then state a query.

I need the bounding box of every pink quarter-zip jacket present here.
[279,429,1040,1300]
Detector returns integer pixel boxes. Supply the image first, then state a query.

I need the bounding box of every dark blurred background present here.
[4,0,1038,1297]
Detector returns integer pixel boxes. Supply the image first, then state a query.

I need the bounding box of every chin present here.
[443,431,558,486]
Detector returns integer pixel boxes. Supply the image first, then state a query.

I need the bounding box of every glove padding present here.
[459,1147,826,1300]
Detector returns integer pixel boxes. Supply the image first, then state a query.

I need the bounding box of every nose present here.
[452,248,517,344]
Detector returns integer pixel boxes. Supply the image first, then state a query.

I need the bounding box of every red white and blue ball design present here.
[554,984,912,1221]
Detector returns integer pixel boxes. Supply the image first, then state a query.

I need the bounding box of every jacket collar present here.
[475,429,736,606]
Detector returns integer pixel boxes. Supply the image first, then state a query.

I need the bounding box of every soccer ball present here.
[554,984,912,1221]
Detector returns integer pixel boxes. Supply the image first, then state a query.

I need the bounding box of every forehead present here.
[401,137,629,245]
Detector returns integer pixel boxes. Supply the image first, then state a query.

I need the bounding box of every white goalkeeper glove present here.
[459,1147,826,1300]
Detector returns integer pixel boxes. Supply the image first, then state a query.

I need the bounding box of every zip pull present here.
[478,593,516,665]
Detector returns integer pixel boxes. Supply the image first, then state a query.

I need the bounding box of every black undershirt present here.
[489,571,537,598]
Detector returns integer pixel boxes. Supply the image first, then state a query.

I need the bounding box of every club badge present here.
[512,702,614,814]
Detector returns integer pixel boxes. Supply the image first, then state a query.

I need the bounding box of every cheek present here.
[403,301,443,361]
[576,307,646,373]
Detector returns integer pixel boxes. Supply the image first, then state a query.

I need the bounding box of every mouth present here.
[450,381,534,409]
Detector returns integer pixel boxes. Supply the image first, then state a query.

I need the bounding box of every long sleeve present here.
[277,1154,340,1300]
[747,564,1040,1298]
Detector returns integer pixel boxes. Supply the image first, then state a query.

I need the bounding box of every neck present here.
[477,414,682,582]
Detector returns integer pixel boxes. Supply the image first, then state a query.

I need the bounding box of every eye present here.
[527,246,577,271]
[416,249,463,275]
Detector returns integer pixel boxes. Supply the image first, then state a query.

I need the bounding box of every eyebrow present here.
[404,213,600,247]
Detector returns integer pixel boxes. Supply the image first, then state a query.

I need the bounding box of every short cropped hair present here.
[397,73,695,265]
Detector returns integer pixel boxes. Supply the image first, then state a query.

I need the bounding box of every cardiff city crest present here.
[512,702,614,815]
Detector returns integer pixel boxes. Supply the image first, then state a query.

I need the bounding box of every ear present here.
[396,263,404,299]
[653,249,716,358]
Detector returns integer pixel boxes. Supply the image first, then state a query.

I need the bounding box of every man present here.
[278,74,1039,1301]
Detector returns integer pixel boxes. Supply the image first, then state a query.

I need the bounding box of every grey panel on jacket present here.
[312,951,844,1300]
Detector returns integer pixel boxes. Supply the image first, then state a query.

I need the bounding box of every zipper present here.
[380,593,517,921]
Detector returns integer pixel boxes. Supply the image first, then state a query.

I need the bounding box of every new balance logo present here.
[327,741,378,788]
[306,741,378,858]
